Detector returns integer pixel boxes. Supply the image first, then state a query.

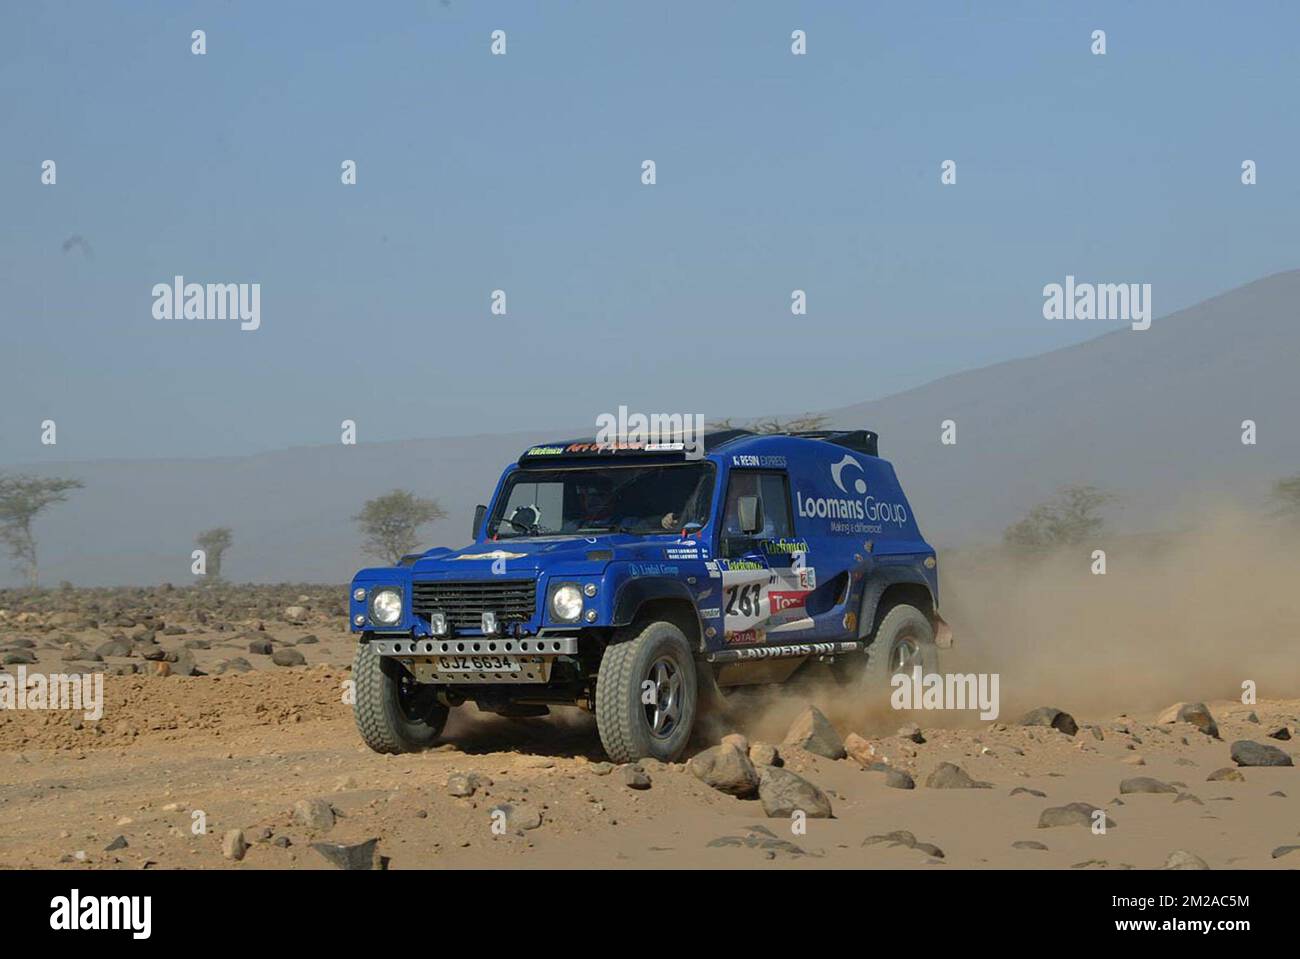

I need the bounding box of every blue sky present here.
[3,0,1298,463]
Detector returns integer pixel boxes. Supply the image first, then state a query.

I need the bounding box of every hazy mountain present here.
[7,271,1298,586]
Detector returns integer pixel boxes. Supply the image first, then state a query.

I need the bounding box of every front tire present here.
[353,642,449,754]
[595,621,698,763]
[859,603,939,702]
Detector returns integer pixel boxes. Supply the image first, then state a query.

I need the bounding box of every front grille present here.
[410,580,537,629]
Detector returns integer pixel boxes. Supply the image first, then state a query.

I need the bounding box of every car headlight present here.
[550,584,583,622]
[369,588,403,625]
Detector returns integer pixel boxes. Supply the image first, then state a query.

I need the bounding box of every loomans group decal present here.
[795,454,909,533]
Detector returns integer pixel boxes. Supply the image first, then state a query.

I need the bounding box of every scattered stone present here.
[222,829,248,861]
[925,762,991,789]
[104,835,128,852]
[843,732,878,767]
[1119,777,1177,795]
[1038,803,1115,829]
[446,773,485,798]
[589,762,614,776]
[1156,702,1219,739]
[1019,706,1078,737]
[783,705,846,760]
[283,605,309,622]
[3,650,36,665]
[720,733,749,754]
[884,768,915,790]
[897,723,925,744]
[748,743,781,768]
[1163,850,1210,870]
[863,830,942,857]
[757,766,833,818]
[1174,792,1203,805]
[249,638,274,655]
[297,634,320,645]
[271,648,307,667]
[620,765,651,790]
[1207,767,1245,782]
[490,803,542,831]
[312,838,382,870]
[272,835,291,848]
[1270,845,1300,860]
[688,744,760,798]
[1013,840,1049,851]
[95,640,131,658]
[1122,754,1146,766]
[1230,740,1293,767]
[1267,726,1292,741]
[293,798,336,831]
[1010,787,1047,798]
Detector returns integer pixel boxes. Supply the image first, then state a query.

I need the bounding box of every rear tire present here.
[353,642,449,754]
[595,621,698,764]
[859,603,939,702]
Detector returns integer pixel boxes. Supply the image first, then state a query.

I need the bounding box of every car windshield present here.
[489,462,716,537]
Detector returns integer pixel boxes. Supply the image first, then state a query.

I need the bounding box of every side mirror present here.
[736,495,763,535]
[472,504,487,539]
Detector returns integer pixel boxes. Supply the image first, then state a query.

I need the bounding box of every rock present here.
[271,648,307,667]
[1173,792,1203,805]
[293,798,336,831]
[168,647,199,676]
[1230,740,1293,767]
[297,634,319,645]
[843,732,878,767]
[1155,702,1219,739]
[183,638,211,650]
[1019,707,1078,737]
[222,829,248,861]
[95,640,131,658]
[213,657,253,675]
[490,803,542,831]
[312,838,382,870]
[3,650,36,665]
[272,835,291,848]
[688,744,760,798]
[1207,766,1245,782]
[104,835,128,852]
[748,743,781,768]
[1267,726,1292,741]
[1013,840,1049,850]
[1087,725,1104,741]
[589,762,614,776]
[720,733,749,754]
[1119,777,1177,795]
[1272,845,1300,859]
[1163,849,1209,870]
[620,765,651,790]
[283,605,309,622]
[884,768,915,789]
[249,638,274,655]
[897,723,925,744]
[757,766,833,818]
[1010,787,1047,798]
[1122,754,1146,766]
[1038,803,1116,829]
[447,773,485,798]
[925,762,991,789]
[862,829,941,857]
[783,705,846,760]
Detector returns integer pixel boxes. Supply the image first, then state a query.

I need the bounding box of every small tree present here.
[708,413,830,434]
[1004,484,1116,550]
[0,473,84,587]
[1272,473,1300,522]
[195,527,233,579]
[355,490,446,565]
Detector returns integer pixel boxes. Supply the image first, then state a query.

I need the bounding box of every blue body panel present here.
[349,434,937,656]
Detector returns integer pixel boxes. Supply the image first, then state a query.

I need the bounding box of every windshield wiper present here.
[578,521,642,535]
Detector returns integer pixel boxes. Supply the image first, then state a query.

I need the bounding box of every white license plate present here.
[436,655,521,672]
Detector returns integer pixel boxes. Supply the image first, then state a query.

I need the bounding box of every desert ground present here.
[2,524,1298,870]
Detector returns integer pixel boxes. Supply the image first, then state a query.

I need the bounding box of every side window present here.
[721,470,793,554]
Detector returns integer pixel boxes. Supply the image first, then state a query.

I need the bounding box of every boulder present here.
[757,766,833,819]
[783,705,846,760]
[688,744,759,798]
[1156,702,1219,739]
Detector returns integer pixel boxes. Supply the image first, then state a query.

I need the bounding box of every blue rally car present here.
[349,428,952,763]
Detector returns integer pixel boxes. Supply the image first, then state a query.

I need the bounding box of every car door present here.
[715,469,811,648]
